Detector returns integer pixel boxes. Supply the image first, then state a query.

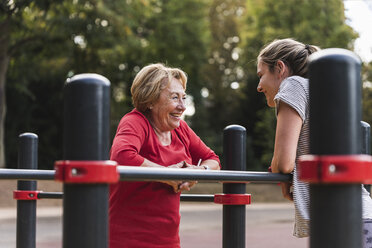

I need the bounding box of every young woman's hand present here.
[281,182,293,201]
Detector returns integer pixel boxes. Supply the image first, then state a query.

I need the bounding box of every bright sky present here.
[344,0,372,62]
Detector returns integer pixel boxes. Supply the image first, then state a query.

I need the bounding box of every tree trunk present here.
[0,19,10,168]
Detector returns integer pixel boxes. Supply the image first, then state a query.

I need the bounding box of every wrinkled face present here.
[256,60,282,108]
[149,78,186,132]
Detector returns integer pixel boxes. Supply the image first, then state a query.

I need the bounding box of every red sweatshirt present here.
[109,109,219,248]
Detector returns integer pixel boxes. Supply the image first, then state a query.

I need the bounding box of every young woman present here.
[256,38,372,245]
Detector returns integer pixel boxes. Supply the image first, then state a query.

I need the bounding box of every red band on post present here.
[214,194,251,205]
[299,154,372,184]
[13,190,41,200]
[54,160,119,183]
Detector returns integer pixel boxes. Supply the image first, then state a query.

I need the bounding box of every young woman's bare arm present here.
[271,102,302,174]
[271,102,302,200]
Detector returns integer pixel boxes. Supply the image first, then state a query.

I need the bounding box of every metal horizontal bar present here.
[0,169,55,180]
[0,167,291,183]
[117,166,291,183]
[36,192,215,202]
[180,194,215,202]
[38,192,63,199]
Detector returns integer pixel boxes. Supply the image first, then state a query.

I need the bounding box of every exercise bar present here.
[0,167,291,183]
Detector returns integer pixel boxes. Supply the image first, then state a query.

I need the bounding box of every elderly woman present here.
[109,63,220,248]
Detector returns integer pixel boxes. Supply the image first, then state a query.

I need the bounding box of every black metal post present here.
[16,133,38,248]
[62,74,110,248]
[361,121,371,193]
[222,125,246,248]
[309,49,363,248]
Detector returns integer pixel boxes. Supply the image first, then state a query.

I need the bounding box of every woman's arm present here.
[178,121,221,169]
[183,159,220,170]
[271,102,302,201]
[140,158,182,168]
[139,158,190,193]
[271,102,302,174]
[200,159,220,170]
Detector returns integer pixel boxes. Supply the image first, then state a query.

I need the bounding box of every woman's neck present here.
[153,127,172,146]
[147,116,172,146]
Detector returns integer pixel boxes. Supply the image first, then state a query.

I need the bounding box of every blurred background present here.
[1,0,371,171]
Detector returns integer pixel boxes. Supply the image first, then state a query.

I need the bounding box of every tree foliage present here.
[236,0,357,169]
[2,0,366,171]
[4,0,209,168]
[362,61,372,151]
[192,0,246,160]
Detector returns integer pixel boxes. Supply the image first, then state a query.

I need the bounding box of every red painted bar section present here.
[13,190,41,200]
[55,160,118,183]
[214,194,251,205]
[299,154,372,184]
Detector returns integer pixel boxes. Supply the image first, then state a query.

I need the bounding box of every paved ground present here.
[0,202,308,248]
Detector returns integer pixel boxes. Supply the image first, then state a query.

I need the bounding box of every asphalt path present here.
[0,203,308,248]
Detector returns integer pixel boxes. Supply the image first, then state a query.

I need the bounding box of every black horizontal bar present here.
[181,194,215,202]
[36,192,215,202]
[38,192,63,199]
[0,167,291,183]
[117,166,291,183]
[0,169,55,180]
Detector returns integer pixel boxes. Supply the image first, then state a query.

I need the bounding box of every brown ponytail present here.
[258,38,320,78]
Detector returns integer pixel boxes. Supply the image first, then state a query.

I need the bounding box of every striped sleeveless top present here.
[274,76,372,238]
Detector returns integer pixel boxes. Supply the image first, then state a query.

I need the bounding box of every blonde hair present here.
[258,38,320,77]
[131,63,187,113]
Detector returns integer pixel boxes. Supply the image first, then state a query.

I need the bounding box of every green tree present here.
[1,0,70,168]
[238,0,357,169]
[362,61,372,148]
[4,0,210,169]
[191,0,246,159]
[109,0,210,127]
[3,0,145,168]
[3,0,361,172]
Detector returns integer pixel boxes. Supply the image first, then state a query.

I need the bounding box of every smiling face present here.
[256,60,283,108]
[148,77,186,132]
